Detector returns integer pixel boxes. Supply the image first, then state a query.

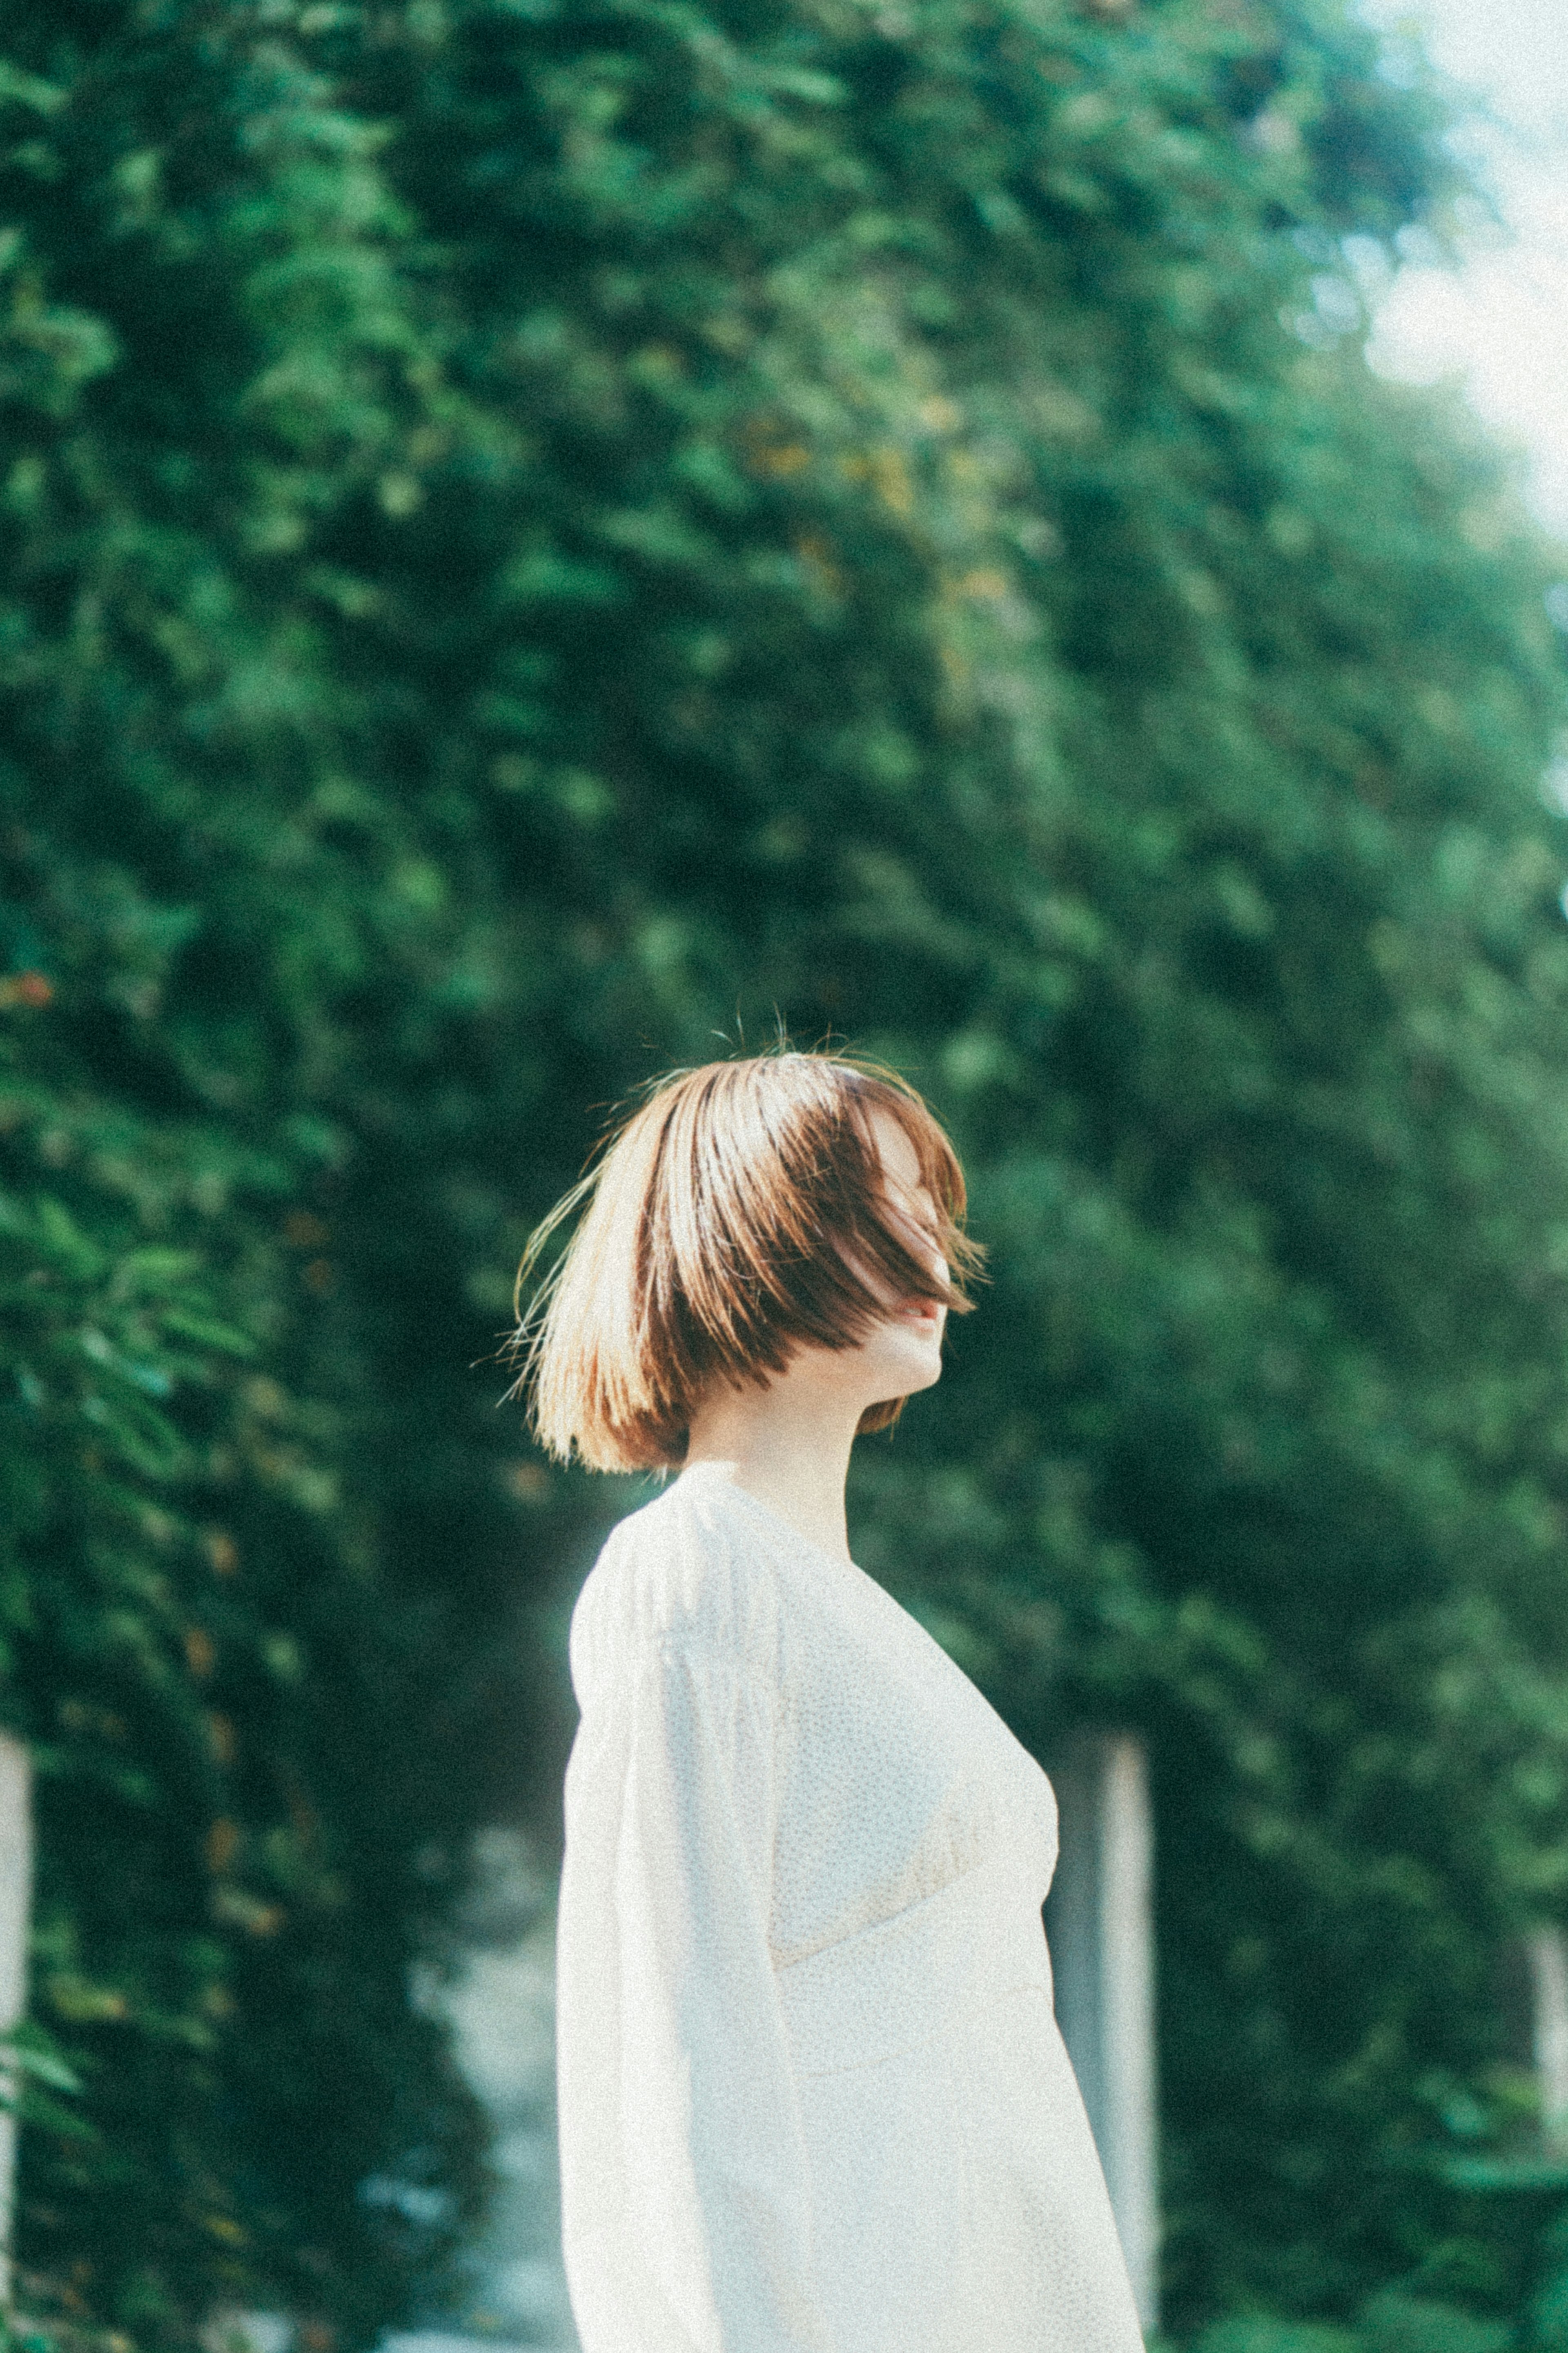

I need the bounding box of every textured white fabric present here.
[556,1459,1147,2353]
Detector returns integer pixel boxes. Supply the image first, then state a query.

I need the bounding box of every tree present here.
[0,11,493,2333]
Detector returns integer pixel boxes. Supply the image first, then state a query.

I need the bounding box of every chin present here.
[867,1337,944,1405]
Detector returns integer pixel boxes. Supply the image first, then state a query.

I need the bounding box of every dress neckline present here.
[673,1461,863,1580]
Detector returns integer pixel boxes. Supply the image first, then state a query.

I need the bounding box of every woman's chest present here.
[766,1571,1058,1968]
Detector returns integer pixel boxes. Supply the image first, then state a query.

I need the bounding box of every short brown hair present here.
[509,1050,983,1472]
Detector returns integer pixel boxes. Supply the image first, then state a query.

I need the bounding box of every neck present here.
[682,1374,864,1563]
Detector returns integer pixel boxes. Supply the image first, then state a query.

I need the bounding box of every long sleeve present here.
[557,1613,835,2353]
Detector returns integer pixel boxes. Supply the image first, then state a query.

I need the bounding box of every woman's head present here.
[511,1051,983,1472]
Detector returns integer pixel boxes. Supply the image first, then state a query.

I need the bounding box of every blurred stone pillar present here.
[1045,1729,1159,2335]
[1528,1924,1568,2146]
[0,1733,32,2310]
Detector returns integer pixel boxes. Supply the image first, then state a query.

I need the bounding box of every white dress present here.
[555,1459,1147,2353]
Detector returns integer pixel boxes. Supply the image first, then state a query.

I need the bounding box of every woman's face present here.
[685,1102,953,1442]
[843,1108,950,1407]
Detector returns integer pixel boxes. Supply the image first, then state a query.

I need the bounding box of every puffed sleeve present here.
[556,1573,834,2353]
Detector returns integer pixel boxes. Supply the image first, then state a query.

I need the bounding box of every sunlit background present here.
[1363,0,1568,539]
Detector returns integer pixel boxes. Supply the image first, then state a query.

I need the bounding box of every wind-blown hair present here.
[509,1051,983,1472]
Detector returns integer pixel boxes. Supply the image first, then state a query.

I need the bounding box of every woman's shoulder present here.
[568,1475,785,1695]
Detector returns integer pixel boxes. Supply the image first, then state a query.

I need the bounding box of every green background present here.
[2,0,1568,2343]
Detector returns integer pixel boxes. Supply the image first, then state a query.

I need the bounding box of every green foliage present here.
[0,0,1566,2340]
[1191,2324,1363,2353]
[1191,2304,1512,2353]
[0,13,494,2324]
[0,997,489,2333]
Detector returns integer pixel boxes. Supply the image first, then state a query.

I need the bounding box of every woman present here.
[512,1050,1146,2353]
